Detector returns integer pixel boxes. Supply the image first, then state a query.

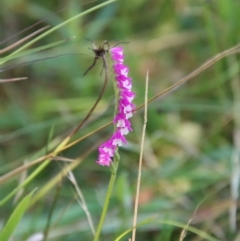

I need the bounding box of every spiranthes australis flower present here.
[96,46,135,166]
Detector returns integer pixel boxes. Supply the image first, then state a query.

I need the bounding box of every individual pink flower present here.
[97,154,112,166]
[111,129,127,146]
[96,46,135,166]
[120,90,135,102]
[111,49,124,63]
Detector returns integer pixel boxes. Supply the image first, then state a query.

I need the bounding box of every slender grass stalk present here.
[0,77,27,83]
[229,54,240,231]
[115,219,220,241]
[67,170,96,236]
[131,71,149,241]
[30,142,100,205]
[1,37,75,64]
[137,43,240,111]
[43,181,62,241]
[0,26,49,55]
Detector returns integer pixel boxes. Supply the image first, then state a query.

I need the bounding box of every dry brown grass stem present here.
[0,26,50,54]
[131,70,149,241]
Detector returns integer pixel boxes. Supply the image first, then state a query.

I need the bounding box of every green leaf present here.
[0,189,36,241]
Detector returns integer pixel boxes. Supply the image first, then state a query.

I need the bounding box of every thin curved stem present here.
[93,154,119,241]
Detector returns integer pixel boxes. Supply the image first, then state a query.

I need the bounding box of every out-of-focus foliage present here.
[1,0,240,240]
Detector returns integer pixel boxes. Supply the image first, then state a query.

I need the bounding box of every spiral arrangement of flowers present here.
[96,46,135,166]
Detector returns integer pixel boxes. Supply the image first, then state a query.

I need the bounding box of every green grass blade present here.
[0,162,49,206]
[0,189,36,241]
[1,0,117,65]
[1,37,74,64]
[115,219,220,241]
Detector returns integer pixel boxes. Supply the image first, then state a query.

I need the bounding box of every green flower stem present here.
[93,49,121,241]
[93,153,120,241]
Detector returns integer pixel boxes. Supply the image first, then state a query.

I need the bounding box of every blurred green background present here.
[1,0,240,240]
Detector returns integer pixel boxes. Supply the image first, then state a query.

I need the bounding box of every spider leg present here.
[100,63,104,76]
[85,38,97,49]
[103,40,110,51]
[112,41,129,47]
[92,42,97,49]
[100,55,107,76]
[82,56,98,77]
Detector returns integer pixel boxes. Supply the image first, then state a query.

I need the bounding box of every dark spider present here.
[82,40,109,77]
